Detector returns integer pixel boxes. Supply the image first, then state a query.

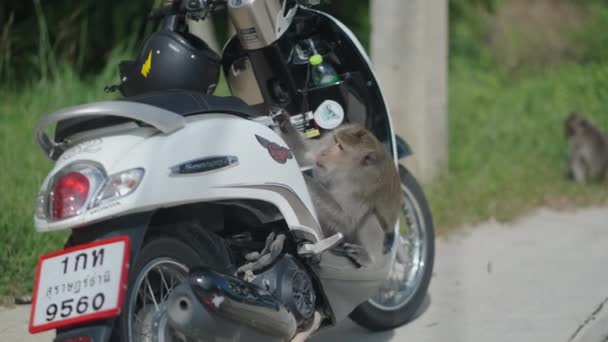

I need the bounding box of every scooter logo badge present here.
[255,135,293,164]
[141,51,152,78]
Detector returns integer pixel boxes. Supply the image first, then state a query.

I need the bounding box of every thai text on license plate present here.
[29,236,130,333]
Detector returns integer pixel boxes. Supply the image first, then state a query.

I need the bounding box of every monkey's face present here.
[315,136,377,180]
[313,126,387,185]
[565,112,588,138]
[316,140,348,173]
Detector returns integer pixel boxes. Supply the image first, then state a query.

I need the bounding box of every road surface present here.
[2,206,608,342]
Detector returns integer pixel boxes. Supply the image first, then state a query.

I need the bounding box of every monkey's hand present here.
[273,112,314,166]
[271,111,292,134]
[333,242,374,268]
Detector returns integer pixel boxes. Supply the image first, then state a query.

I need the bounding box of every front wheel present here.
[349,165,435,331]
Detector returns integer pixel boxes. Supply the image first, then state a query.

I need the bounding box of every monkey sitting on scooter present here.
[275,112,402,267]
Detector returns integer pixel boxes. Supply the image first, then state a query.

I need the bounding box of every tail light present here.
[93,168,145,207]
[36,161,145,222]
[47,162,106,221]
[51,172,90,220]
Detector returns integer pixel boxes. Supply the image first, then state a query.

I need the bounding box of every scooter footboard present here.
[314,249,393,321]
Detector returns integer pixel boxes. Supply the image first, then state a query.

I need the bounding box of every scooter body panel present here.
[35,114,321,243]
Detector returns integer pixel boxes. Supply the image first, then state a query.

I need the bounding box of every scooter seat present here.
[124,90,260,118]
[55,90,260,142]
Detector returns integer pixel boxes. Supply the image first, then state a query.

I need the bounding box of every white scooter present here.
[29,1,435,341]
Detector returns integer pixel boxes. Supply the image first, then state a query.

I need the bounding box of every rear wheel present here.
[349,166,435,331]
[116,227,232,342]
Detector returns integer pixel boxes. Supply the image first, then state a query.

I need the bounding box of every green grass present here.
[0,70,116,297]
[426,62,608,234]
[0,52,233,298]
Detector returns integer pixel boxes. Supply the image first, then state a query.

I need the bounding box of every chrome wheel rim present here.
[369,183,428,311]
[127,258,189,342]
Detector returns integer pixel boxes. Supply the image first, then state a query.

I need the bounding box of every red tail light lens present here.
[51,171,90,220]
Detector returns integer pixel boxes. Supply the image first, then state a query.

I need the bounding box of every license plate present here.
[29,236,130,333]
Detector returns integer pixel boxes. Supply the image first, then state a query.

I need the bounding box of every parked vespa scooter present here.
[29,1,435,341]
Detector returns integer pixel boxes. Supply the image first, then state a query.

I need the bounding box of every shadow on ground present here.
[312,294,431,342]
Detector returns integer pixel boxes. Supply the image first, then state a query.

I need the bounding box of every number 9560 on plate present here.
[29,236,130,334]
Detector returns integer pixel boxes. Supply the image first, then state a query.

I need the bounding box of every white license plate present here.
[29,236,130,333]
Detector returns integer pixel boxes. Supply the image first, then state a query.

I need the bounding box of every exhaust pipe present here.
[166,267,297,340]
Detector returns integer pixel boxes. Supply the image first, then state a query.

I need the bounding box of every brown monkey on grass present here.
[564,112,608,184]
[276,113,402,266]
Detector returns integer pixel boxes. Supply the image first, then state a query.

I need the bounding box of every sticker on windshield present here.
[314,100,344,130]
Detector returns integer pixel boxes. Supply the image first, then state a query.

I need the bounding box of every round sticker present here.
[314,100,345,130]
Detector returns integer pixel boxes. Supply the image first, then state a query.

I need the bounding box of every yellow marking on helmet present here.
[141,51,152,78]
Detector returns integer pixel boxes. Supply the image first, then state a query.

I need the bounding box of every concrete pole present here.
[371,0,448,183]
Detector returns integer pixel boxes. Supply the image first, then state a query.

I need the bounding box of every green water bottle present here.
[309,54,339,87]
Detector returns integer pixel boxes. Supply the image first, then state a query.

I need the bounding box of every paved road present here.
[3,206,608,342]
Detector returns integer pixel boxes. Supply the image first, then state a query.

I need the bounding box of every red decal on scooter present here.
[255,135,293,164]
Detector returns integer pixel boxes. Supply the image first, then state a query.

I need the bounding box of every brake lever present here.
[211,1,227,12]
[148,5,177,20]
[187,0,227,20]
[185,0,208,20]
[297,0,322,6]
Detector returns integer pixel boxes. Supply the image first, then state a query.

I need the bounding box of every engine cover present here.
[251,255,316,322]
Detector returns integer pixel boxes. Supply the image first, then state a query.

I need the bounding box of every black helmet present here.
[119,30,220,97]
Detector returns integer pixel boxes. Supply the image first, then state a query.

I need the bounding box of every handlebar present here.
[148,0,226,22]
[148,5,177,20]
[301,0,321,4]
[149,0,324,22]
